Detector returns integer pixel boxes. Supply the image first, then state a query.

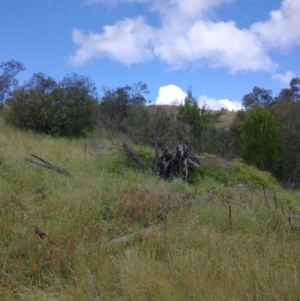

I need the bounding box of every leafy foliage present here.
[51,73,98,137]
[290,77,300,102]
[5,73,98,137]
[3,57,300,187]
[225,109,247,159]
[98,82,149,132]
[275,78,300,103]
[241,105,284,178]
[177,88,223,153]
[269,96,300,186]
[0,60,25,109]
[242,86,273,110]
[125,105,179,174]
[5,73,56,132]
[225,77,300,186]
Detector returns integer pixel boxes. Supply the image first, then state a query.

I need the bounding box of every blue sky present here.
[1,0,299,110]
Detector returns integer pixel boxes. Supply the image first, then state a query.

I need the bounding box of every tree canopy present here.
[6,72,98,137]
[241,105,284,178]
[98,82,149,132]
[242,86,273,110]
[0,60,25,109]
[3,57,300,187]
[177,88,223,153]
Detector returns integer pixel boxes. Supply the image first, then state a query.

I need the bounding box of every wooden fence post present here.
[229,205,232,230]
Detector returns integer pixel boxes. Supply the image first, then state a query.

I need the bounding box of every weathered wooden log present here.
[160,143,192,182]
[187,157,201,168]
[79,226,158,253]
[122,142,149,173]
[25,153,71,176]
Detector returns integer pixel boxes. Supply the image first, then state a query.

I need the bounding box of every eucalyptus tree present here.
[0,60,25,109]
[98,82,149,132]
[242,86,273,110]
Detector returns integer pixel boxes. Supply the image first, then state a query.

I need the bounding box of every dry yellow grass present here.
[216,110,237,129]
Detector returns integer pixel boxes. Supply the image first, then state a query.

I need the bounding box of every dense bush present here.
[5,73,98,137]
[269,98,300,186]
[177,88,223,153]
[241,105,284,178]
[98,82,149,132]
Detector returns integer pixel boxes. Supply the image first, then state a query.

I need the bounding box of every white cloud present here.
[154,20,276,72]
[155,84,187,105]
[251,0,300,50]
[155,85,242,111]
[73,0,299,72]
[151,0,234,24]
[69,17,154,66]
[198,95,242,111]
[272,71,296,87]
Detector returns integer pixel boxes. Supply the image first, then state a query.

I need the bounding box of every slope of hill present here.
[217,110,237,129]
[146,105,238,129]
[1,115,300,301]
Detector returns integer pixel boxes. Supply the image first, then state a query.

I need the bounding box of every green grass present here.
[1,115,300,300]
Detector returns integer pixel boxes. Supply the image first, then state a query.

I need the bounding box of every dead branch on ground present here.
[33,225,55,245]
[25,153,71,176]
[79,226,158,253]
[122,142,149,173]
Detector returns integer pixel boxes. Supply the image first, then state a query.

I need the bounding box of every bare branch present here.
[122,142,149,173]
[25,154,71,176]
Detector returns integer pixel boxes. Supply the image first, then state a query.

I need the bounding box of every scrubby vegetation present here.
[4,72,98,137]
[2,59,300,186]
[2,59,300,299]
[1,113,300,301]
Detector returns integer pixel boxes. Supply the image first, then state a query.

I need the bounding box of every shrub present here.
[241,105,284,178]
[5,73,98,137]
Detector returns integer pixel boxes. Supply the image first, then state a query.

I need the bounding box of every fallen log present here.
[122,142,149,173]
[25,153,71,176]
[79,226,158,253]
[187,157,201,168]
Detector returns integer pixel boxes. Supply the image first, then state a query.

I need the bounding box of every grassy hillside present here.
[145,105,238,129]
[1,115,300,300]
[217,110,237,129]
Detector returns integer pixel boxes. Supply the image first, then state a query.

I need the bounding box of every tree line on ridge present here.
[1,59,300,187]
